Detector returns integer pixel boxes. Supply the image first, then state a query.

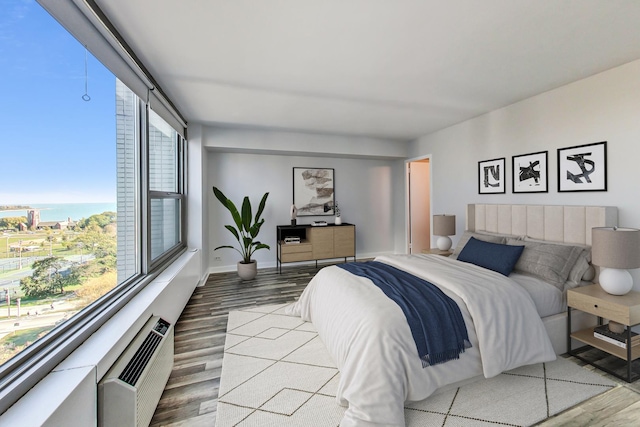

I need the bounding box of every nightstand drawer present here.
[567,285,640,325]
[568,292,629,324]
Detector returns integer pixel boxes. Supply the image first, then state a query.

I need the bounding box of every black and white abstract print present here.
[513,151,548,193]
[557,141,607,192]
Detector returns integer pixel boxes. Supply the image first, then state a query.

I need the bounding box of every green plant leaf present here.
[255,192,269,223]
[213,187,243,231]
[241,196,252,233]
[214,245,236,251]
[224,225,240,242]
[249,218,264,238]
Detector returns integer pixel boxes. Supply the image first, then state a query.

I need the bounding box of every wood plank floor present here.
[150,263,640,426]
[150,263,316,427]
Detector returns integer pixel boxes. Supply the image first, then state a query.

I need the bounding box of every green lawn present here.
[2,326,53,348]
[1,231,80,260]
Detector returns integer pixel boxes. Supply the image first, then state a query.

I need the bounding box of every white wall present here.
[202,127,409,272]
[409,59,640,288]
[207,151,406,271]
[187,123,210,283]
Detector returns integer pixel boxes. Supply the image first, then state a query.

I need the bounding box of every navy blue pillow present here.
[458,237,524,276]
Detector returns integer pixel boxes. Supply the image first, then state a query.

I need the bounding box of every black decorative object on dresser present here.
[276,223,355,273]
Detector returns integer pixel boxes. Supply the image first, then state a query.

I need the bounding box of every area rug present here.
[216,304,616,427]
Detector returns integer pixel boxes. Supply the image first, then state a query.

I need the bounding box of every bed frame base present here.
[544,309,596,355]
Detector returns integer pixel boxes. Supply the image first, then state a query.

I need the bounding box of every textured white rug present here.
[216,304,615,427]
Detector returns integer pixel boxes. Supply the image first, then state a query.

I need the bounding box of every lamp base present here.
[436,236,452,251]
[599,268,633,295]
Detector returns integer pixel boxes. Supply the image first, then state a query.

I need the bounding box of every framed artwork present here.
[478,157,505,194]
[293,167,335,216]
[512,151,548,193]
[557,141,607,192]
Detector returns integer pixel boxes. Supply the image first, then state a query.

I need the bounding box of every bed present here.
[285,204,617,427]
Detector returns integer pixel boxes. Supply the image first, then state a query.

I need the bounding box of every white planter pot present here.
[237,260,258,280]
[335,216,342,225]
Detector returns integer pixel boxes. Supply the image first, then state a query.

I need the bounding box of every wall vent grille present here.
[98,316,173,427]
[119,329,163,385]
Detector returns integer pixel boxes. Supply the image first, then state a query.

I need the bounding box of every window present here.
[116,79,140,284]
[148,110,185,264]
[0,1,186,413]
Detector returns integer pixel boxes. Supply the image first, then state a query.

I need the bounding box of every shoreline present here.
[0,202,117,223]
[0,209,32,213]
[1,202,115,211]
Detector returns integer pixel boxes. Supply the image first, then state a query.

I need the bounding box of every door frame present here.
[405,154,433,254]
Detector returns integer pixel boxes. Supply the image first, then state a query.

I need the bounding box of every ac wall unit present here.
[98,316,174,427]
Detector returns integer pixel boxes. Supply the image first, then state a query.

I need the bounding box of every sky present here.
[0,0,116,204]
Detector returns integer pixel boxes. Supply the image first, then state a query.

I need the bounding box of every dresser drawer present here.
[280,242,312,254]
[281,251,314,262]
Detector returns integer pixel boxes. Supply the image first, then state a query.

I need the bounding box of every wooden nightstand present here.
[567,284,640,382]
[421,248,452,256]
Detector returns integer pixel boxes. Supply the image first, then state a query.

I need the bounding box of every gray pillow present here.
[565,253,595,289]
[452,231,508,257]
[506,238,583,290]
[523,236,592,284]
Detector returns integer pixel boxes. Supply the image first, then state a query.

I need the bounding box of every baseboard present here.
[207,251,394,276]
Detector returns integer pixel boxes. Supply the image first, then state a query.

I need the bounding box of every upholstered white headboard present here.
[466,204,617,246]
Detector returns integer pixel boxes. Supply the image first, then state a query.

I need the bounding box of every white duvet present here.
[285,254,556,427]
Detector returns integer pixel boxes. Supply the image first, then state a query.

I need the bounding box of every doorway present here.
[407,157,431,254]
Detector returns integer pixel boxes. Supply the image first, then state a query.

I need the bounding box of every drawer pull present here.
[594,304,598,308]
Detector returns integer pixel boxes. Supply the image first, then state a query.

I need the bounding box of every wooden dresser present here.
[276,223,356,273]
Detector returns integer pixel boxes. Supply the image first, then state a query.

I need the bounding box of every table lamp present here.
[433,214,456,251]
[592,227,640,295]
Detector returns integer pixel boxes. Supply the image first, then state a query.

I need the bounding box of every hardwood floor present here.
[150,262,640,426]
[538,351,640,426]
[150,263,316,426]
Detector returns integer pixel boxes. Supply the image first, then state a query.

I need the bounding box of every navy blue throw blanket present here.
[337,261,471,367]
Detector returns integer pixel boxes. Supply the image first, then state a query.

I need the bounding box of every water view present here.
[0,202,116,222]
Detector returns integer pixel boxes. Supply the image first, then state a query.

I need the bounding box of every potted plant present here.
[213,187,270,280]
[334,202,342,225]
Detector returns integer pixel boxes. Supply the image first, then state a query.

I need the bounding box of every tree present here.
[0,216,27,230]
[70,226,117,275]
[76,211,116,230]
[20,256,81,297]
[19,276,49,299]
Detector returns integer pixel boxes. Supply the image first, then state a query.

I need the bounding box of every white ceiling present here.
[96,0,640,141]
